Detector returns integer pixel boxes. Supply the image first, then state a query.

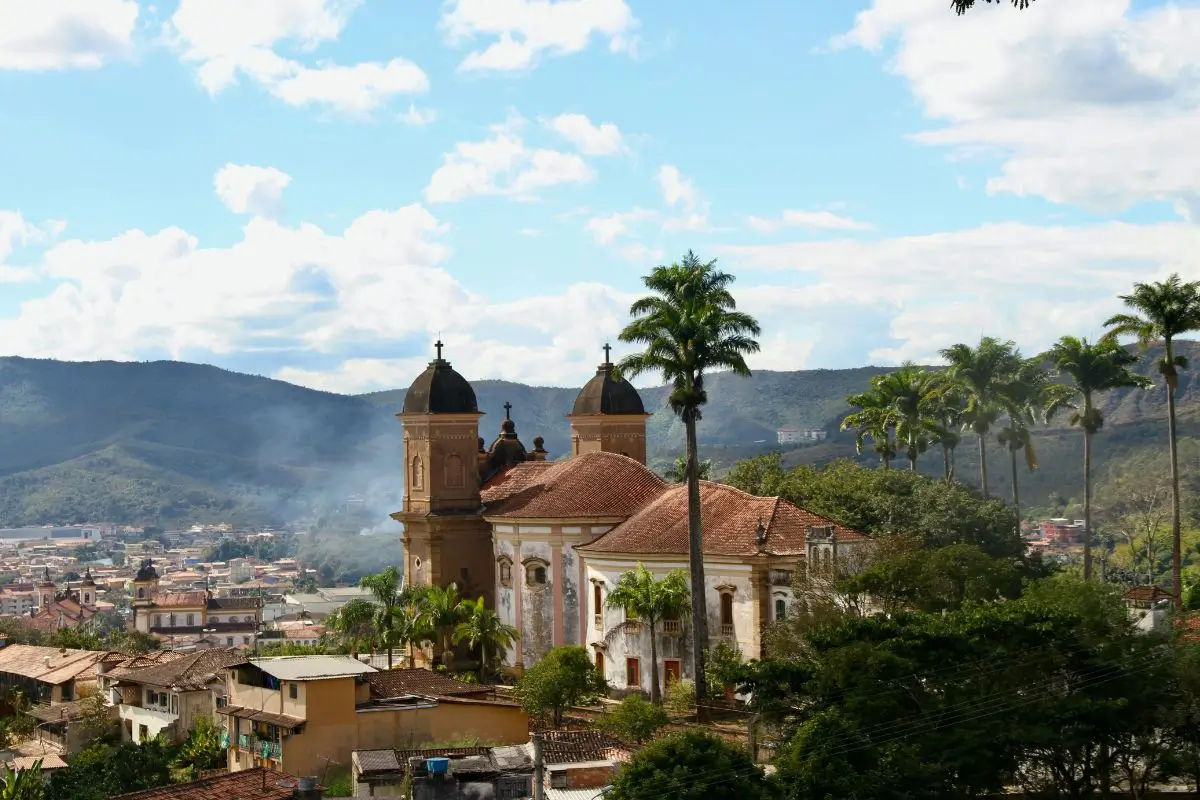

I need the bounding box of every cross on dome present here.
[435,339,444,360]
[603,343,612,364]
[503,401,512,420]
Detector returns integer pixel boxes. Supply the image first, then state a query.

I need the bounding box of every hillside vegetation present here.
[0,342,1194,526]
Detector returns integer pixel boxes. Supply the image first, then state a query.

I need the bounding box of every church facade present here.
[392,344,867,694]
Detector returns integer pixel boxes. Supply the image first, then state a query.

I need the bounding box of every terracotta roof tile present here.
[540,730,634,764]
[578,481,868,558]
[112,768,297,800]
[0,645,107,684]
[365,668,491,699]
[482,452,667,519]
[1123,585,1171,603]
[109,648,247,691]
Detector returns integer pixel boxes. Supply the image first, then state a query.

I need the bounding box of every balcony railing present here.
[662,619,681,636]
[593,614,602,631]
[720,623,735,637]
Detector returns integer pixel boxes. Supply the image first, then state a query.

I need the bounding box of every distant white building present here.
[776,428,827,444]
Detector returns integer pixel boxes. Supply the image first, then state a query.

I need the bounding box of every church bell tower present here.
[391,341,495,605]
[567,343,651,464]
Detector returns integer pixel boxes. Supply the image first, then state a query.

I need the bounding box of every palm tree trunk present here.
[648,620,660,704]
[908,446,917,472]
[942,444,951,481]
[978,433,989,498]
[684,408,711,715]
[1010,447,1021,538]
[949,444,956,482]
[1083,428,1093,582]
[1167,339,1183,607]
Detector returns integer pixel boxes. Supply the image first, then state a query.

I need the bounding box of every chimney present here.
[292,776,322,800]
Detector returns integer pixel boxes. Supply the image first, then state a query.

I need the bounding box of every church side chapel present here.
[391,342,868,694]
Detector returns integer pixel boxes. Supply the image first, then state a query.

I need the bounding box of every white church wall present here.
[519,539,554,666]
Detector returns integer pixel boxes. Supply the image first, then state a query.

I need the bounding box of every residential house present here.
[106,648,248,743]
[0,645,108,704]
[113,768,324,800]
[221,658,528,781]
[352,730,633,799]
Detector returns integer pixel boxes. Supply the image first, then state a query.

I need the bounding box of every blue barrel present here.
[426,757,450,775]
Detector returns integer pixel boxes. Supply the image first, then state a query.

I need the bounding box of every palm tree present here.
[842,385,899,469]
[395,600,434,668]
[1047,337,1153,580]
[617,250,761,710]
[995,358,1059,537]
[939,337,1023,497]
[422,583,468,668]
[1104,274,1200,606]
[328,597,377,658]
[453,596,519,680]
[604,564,691,704]
[929,374,965,481]
[359,566,403,669]
[874,362,944,471]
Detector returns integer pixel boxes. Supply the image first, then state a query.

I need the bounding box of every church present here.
[391,343,868,693]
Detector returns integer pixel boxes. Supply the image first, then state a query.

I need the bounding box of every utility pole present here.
[532,733,544,800]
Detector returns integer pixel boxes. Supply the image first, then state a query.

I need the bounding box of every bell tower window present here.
[444,453,465,488]
[411,456,424,490]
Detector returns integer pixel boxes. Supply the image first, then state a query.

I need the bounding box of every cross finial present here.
[435,339,444,360]
[503,401,512,420]
[602,342,612,364]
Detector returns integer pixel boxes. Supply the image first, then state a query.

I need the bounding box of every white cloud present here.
[748,209,873,233]
[424,115,597,203]
[0,0,138,70]
[546,113,625,156]
[657,164,710,232]
[441,0,638,73]
[586,208,657,244]
[214,164,293,218]
[834,0,1200,217]
[166,0,428,114]
[399,104,437,126]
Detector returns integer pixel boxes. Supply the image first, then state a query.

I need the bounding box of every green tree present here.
[598,695,669,744]
[663,454,712,483]
[175,716,225,773]
[604,564,691,703]
[326,597,377,658]
[607,731,775,800]
[1045,335,1151,580]
[422,583,467,668]
[929,372,965,481]
[841,383,899,469]
[617,250,761,711]
[48,627,102,651]
[0,761,44,800]
[995,356,1061,535]
[874,362,944,472]
[359,566,404,669]
[47,739,173,800]
[453,596,519,680]
[939,336,1023,498]
[513,645,607,726]
[1105,273,1200,606]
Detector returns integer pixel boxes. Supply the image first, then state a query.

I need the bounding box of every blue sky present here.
[1,0,1197,393]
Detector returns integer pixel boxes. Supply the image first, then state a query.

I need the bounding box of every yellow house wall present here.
[280,678,357,779]
[355,702,528,751]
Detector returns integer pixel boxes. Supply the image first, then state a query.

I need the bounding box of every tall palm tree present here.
[1044,340,1150,581]
[453,596,519,681]
[995,358,1059,537]
[1104,274,1200,606]
[604,564,691,704]
[359,566,404,669]
[874,362,944,472]
[327,597,377,658]
[842,386,899,469]
[422,583,467,668]
[395,600,434,668]
[939,337,1023,498]
[617,250,761,710]
[929,374,965,481]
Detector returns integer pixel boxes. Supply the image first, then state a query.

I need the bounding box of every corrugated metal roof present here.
[250,655,377,680]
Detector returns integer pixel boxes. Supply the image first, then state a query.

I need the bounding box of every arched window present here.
[524,559,549,587]
[774,597,787,620]
[719,592,734,635]
[411,456,424,490]
[444,453,465,488]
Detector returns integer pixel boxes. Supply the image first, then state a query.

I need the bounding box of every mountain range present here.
[0,343,1196,528]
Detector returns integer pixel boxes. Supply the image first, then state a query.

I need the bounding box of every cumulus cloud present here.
[0,0,138,71]
[424,113,597,203]
[833,0,1200,217]
[214,164,293,218]
[440,0,638,73]
[546,113,625,156]
[166,0,428,114]
[399,104,437,126]
[657,165,710,232]
[748,209,873,233]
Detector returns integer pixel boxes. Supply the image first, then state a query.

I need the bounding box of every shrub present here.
[598,696,668,744]
[665,679,696,715]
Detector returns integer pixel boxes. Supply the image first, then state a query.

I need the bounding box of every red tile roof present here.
[1123,585,1171,603]
[578,481,867,557]
[540,729,634,764]
[109,648,247,692]
[113,768,298,800]
[482,452,667,519]
[365,668,492,699]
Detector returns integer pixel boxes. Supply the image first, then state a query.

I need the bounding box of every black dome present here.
[402,357,478,414]
[135,559,159,582]
[573,364,646,415]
